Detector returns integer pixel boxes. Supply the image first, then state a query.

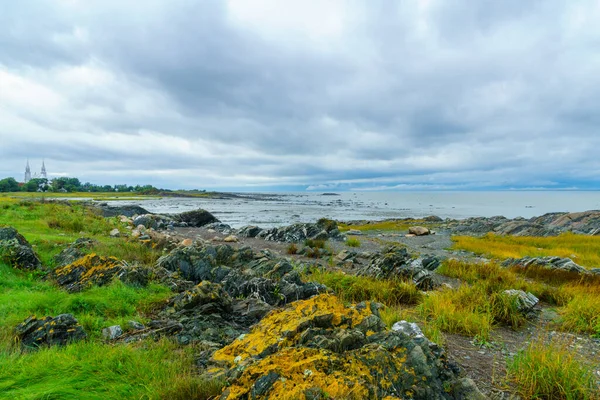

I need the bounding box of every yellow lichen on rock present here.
[53,253,125,291]
[212,294,373,365]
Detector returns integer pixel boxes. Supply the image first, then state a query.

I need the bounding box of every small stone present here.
[102,325,123,340]
[128,321,145,330]
[224,235,239,243]
[109,228,121,238]
[408,226,430,236]
[181,239,193,246]
[405,234,416,238]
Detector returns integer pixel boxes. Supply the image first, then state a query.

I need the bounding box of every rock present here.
[204,222,233,234]
[54,238,95,267]
[102,325,123,340]
[172,209,218,228]
[502,256,589,275]
[156,244,326,306]
[109,228,121,238]
[346,229,363,236]
[358,246,439,290]
[405,233,416,238]
[392,320,426,340]
[409,226,430,236]
[15,314,87,348]
[166,282,232,314]
[128,321,145,330]
[237,225,263,238]
[210,294,467,399]
[95,204,150,218]
[181,239,193,247]
[261,221,346,243]
[224,235,239,243]
[119,215,131,223]
[53,253,150,292]
[424,215,443,222]
[0,227,42,270]
[503,290,539,313]
[452,378,488,400]
[335,250,356,263]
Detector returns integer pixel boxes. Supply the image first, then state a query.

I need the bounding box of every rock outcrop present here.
[238,220,345,243]
[0,227,41,270]
[358,246,440,290]
[156,244,326,306]
[15,314,87,348]
[445,210,600,237]
[502,256,588,275]
[210,294,465,400]
[54,237,95,267]
[53,254,150,292]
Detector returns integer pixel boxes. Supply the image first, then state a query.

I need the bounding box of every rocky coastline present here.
[2,201,600,399]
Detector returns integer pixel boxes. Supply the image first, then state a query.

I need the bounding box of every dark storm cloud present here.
[1,0,599,189]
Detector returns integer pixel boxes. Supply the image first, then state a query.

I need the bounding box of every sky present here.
[1,0,600,191]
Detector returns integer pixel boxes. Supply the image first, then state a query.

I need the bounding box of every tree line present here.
[0,177,163,194]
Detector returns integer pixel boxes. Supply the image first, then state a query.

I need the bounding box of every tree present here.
[0,177,20,192]
[22,178,47,192]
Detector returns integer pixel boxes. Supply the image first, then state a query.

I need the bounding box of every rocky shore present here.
[3,202,600,399]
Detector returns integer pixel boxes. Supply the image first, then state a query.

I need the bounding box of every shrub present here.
[304,239,326,249]
[507,337,598,399]
[286,243,298,255]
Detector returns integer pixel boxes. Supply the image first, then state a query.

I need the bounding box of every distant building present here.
[24,160,31,183]
[24,160,48,183]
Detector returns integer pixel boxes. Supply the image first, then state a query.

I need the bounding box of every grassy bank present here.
[453,232,600,269]
[0,199,224,399]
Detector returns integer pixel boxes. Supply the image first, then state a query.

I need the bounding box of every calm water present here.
[101,191,600,228]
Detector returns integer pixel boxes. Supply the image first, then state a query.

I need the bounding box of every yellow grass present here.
[452,232,600,269]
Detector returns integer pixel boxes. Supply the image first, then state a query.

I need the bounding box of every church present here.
[24,160,47,183]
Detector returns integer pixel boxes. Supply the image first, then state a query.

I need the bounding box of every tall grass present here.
[507,337,598,399]
[305,269,422,306]
[0,339,224,400]
[453,232,600,269]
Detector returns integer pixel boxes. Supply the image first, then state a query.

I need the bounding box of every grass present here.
[0,199,161,266]
[339,219,433,232]
[345,237,361,247]
[452,232,600,269]
[0,339,224,400]
[305,269,422,306]
[507,337,598,400]
[0,262,226,399]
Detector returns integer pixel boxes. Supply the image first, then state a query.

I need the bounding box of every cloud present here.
[1,0,599,190]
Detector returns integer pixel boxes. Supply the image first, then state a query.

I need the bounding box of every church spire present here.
[25,160,31,183]
[41,160,47,179]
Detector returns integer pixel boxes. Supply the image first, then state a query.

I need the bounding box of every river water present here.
[95,191,600,228]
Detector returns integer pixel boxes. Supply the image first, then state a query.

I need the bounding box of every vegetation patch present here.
[339,219,431,232]
[507,337,598,400]
[346,237,361,247]
[452,232,600,269]
[305,269,422,306]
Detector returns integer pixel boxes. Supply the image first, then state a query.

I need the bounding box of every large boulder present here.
[358,246,440,290]
[15,314,87,348]
[172,209,219,228]
[259,221,345,243]
[210,294,466,400]
[95,204,151,218]
[53,254,150,292]
[0,227,41,270]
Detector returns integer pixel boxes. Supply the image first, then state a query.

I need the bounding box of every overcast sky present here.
[1,0,599,191]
